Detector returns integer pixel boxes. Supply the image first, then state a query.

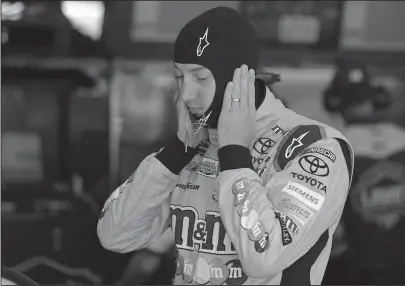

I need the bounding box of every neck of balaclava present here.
[255,86,285,133]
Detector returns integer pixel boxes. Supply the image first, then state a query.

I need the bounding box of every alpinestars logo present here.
[197,27,210,57]
[285,131,310,159]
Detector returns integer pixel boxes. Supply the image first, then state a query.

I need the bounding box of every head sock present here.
[174,6,260,130]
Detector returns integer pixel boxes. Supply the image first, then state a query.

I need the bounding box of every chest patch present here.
[198,157,219,179]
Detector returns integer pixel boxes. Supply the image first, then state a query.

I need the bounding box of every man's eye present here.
[195,76,208,81]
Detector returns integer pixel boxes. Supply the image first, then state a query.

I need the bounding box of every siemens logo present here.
[281,181,325,211]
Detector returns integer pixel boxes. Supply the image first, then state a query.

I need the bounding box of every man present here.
[98,7,353,285]
[323,62,405,284]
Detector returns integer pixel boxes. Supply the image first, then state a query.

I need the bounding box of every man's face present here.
[174,63,216,116]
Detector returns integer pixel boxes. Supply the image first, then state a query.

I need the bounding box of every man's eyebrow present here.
[189,67,206,72]
[173,65,207,73]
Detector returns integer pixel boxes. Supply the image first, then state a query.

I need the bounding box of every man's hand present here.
[175,93,208,149]
[218,64,256,149]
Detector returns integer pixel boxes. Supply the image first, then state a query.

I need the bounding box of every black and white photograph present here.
[1,1,405,285]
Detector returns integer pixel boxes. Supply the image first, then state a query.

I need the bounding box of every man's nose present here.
[179,81,198,104]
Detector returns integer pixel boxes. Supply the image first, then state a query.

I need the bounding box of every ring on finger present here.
[231,98,240,102]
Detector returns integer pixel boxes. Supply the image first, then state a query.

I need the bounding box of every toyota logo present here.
[299,155,329,177]
[253,138,276,154]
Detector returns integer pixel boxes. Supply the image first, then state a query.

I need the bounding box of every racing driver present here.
[98,7,354,285]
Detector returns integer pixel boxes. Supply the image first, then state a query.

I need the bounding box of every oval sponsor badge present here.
[210,259,230,285]
[193,257,211,285]
[241,210,259,230]
[247,221,266,242]
[225,259,248,285]
[232,178,250,195]
[254,232,270,253]
[237,199,252,216]
[234,191,248,206]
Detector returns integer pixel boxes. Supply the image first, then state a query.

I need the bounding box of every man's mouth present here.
[189,110,203,122]
[188,107,202,115]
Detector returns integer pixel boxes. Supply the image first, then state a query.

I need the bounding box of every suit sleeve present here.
[216,137,351,278]
[97,135,196,253]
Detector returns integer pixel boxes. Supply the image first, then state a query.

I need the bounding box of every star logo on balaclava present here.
[197,27,210,57]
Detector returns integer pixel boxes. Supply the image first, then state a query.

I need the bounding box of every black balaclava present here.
[174,6,260,129]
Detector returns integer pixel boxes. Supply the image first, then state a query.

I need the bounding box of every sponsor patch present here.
[254,232,270,252]
[209,261,230,285]
[182,258,195,283]
[181,256,230,285]
[240,210,259,230]
[170,205,237,255]
[198,157,219,178]
[180,256,248,285]
[234,191,248,206]
[275,211,301,246]
[275,212,293,246]
[232,178,250,195]
[247,221,266,242]
[253,137,276,154]
[285,131,310,159]
[252,156,271,165]
[185,161,199,172]
[271,124,288,136]
[278,196,315,225]
[197,140,210,156]
[197,26,210,56]
[275,211,300,236]
[299,155,330,177]
[194,257,219,285]
[281,181,325,211]
[225,260,248,284]
[280,226,292,246]
[301,147,336,163]
[274,125,324,171]
[175,183,200,191]
[257,166,268,177]
[237,199,252,216]
[291,171,327,192]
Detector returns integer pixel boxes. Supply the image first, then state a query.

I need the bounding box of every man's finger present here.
[232,68,241,100]
[229,67,240,110]
[223,81,234,112]
[232,67,241,84]
[240,65,248,107]
[248,69,256,109]
[230,80,241,111]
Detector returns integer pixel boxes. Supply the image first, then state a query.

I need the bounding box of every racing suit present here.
[98,88,353,285]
